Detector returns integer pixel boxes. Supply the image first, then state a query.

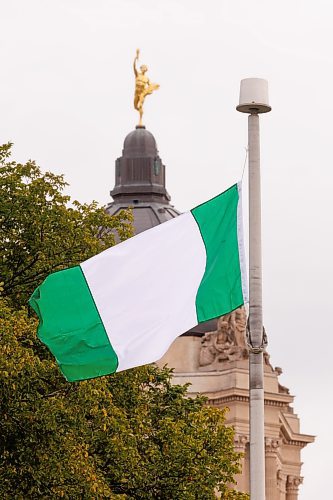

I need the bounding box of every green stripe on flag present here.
[29,266,118,381]
[191,184,244,322]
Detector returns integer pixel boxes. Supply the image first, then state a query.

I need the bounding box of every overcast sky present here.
[1,1,333,498]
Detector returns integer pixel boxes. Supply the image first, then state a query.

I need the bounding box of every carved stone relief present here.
[286,475,303,492]
[199,306,248,370]
[234,434,248,452]
[265,437,281,455]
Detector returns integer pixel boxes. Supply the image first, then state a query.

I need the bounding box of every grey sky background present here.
[1,1,332,498]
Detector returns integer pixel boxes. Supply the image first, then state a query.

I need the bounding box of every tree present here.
[0,143,133,308]
[0,144,249,498]
[0,298,247,499]
[99,366,249,499]
[0,298,116,498]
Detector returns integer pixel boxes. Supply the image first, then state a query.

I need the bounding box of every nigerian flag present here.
[29,182,248,382]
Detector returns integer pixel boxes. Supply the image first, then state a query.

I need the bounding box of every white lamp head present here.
[236,78,271,114]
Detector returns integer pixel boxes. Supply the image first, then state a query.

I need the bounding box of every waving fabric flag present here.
[29,182,248,382]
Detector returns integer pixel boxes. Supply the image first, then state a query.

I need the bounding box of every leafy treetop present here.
[0,143,133,308]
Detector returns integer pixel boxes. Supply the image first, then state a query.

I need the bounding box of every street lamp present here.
[237,78,271,500]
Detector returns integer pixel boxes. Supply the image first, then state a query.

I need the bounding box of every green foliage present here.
[0,298,115,498]
[0,143,133,308]
[104,368,248,499]
[0,299,247,499]
[0,144,249,499]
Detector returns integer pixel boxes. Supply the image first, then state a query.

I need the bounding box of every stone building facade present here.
[158,307,314,498]
[108,126,314,498]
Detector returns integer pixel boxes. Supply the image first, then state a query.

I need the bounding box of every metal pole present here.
[236,78,271,500]
[248,113,265,500]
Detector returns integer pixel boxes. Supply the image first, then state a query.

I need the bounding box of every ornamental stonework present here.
[265,437,280,455]
[234,434,248,452]
[199,306,248,370]
[286,475,303,492]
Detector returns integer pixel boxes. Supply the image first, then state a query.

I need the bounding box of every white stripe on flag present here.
[81,212,206,371]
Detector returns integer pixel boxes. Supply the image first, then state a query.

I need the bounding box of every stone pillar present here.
[277,469,287,500]
[286,475,303,500]
[233,434,249,493]
[265,438,280,500]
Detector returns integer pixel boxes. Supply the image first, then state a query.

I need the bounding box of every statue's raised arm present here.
[133,49,160,127]
[133,48,140,78]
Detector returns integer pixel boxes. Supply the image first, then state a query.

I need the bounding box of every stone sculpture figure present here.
[199,306,249,370]
[133,49,160,126]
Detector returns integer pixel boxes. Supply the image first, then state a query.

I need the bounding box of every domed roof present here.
[107,126,179,234]
[123,126,157,158]
[109,125,170,205]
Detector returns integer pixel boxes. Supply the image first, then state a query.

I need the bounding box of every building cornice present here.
[204,387,294,408]
[279,412,315,447]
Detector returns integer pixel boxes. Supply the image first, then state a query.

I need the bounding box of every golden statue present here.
[133,49,159,126]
